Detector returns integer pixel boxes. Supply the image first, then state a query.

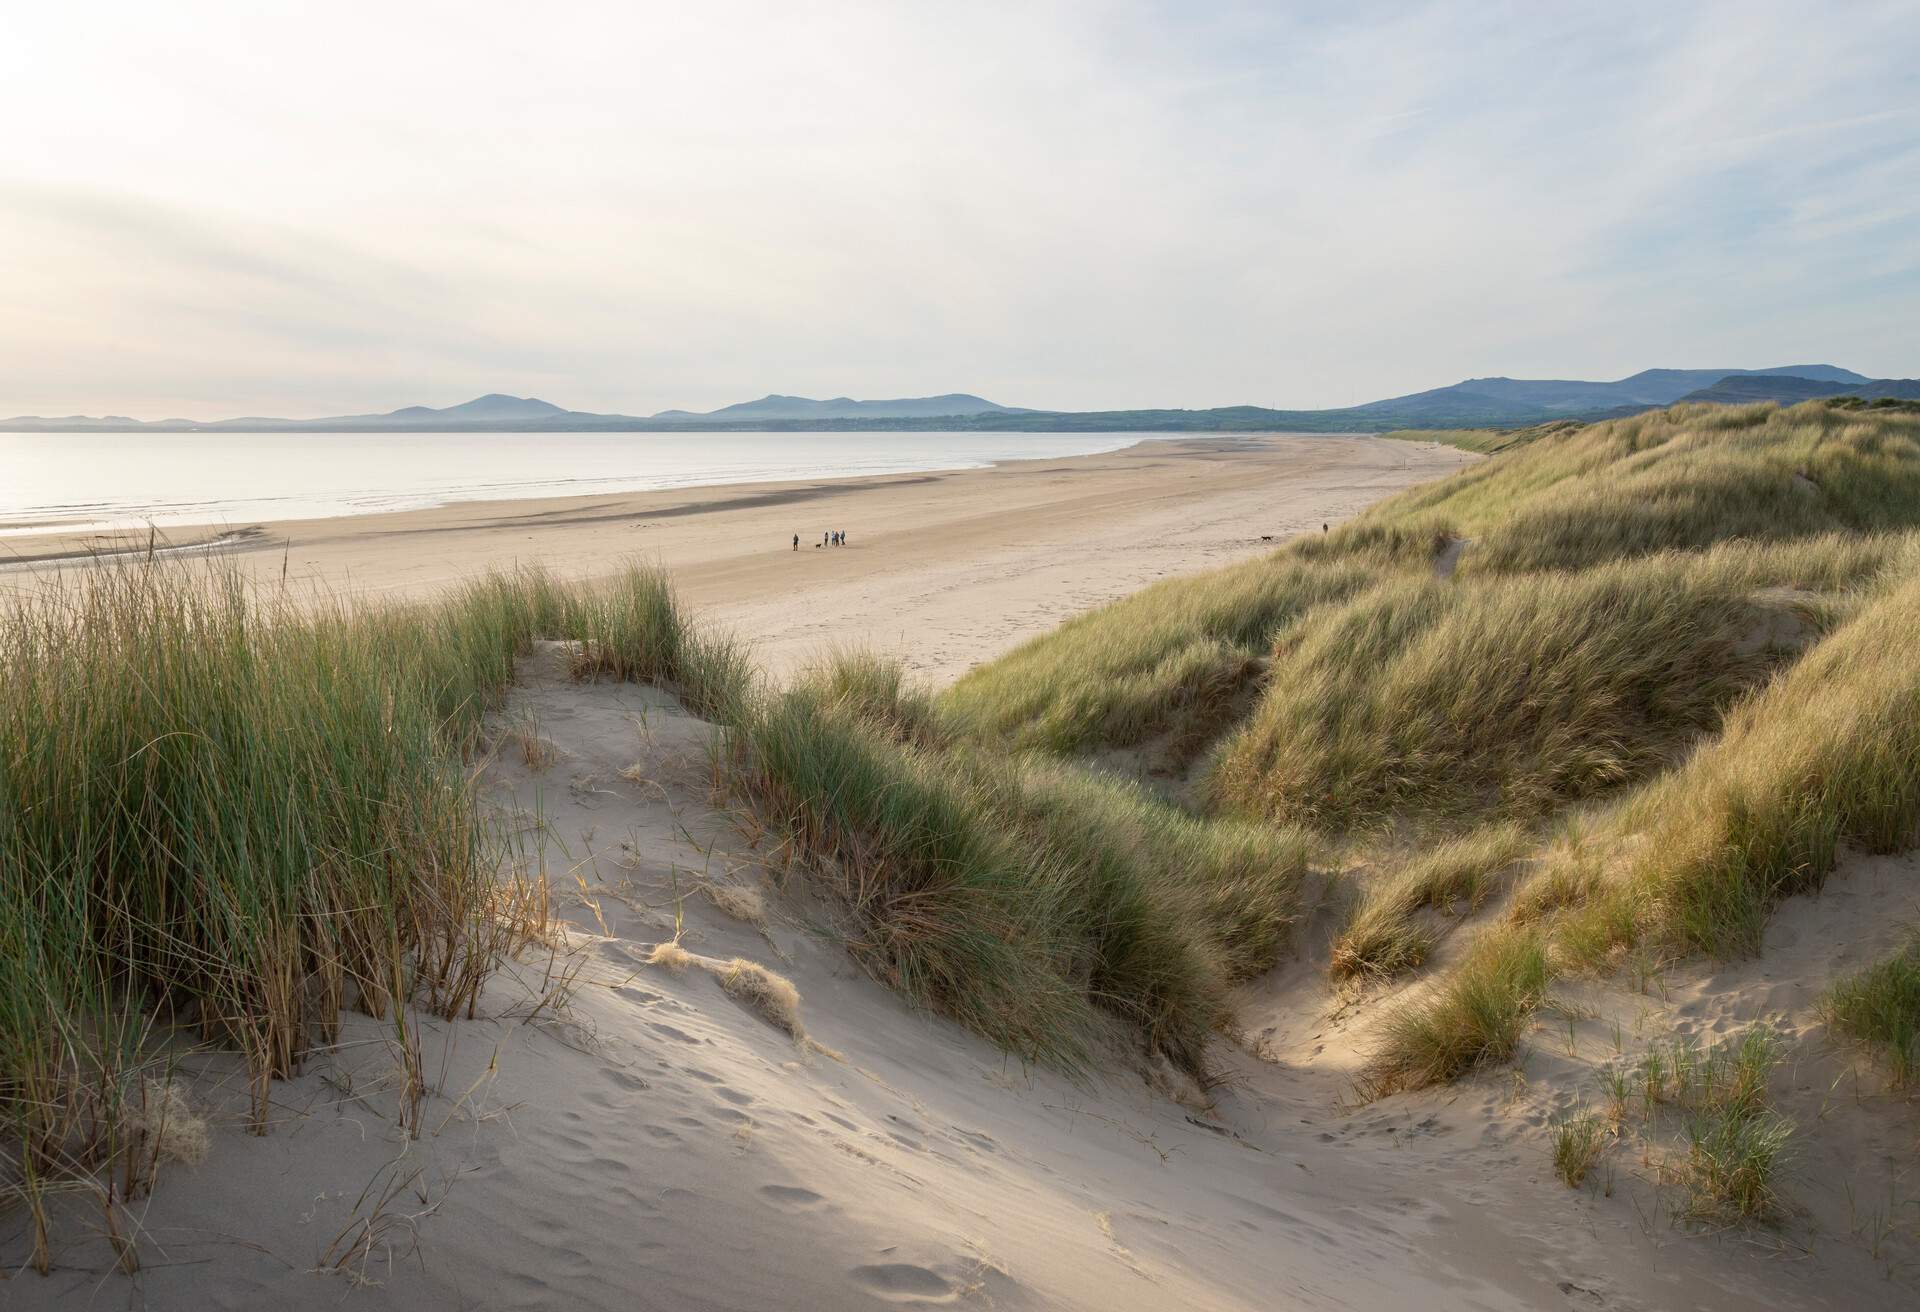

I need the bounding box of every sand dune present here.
[14,644,1906,1309]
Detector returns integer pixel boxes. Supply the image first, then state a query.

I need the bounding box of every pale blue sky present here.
[1,0,1915,418]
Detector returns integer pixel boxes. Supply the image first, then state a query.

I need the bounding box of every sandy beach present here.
[4,434,1476,683]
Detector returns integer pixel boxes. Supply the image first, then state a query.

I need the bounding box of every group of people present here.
[793,530,850,550]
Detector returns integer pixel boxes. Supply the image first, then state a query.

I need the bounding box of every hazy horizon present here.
[3,1,1916,420]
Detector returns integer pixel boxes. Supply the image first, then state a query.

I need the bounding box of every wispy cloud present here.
[0,0,1914,417]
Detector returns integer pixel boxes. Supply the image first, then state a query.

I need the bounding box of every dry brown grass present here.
[715,958,806,1039]
[647,941,694,972]
[705,883,769,925]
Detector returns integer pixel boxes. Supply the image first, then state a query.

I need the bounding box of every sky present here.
[1,0,1916,419]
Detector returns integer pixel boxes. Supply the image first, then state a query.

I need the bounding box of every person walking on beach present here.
[792,533,799,551]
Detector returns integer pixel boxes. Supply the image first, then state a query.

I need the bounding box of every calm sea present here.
[0,430,1144,535]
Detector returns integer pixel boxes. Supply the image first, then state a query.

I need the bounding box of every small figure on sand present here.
[792,533,799,551]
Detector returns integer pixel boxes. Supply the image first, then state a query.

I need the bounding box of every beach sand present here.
[4,434,1475,683]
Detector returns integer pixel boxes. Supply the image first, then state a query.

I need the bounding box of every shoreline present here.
[0,428,1151,543]
[3,434,1476,683]
[1,433,1176,561]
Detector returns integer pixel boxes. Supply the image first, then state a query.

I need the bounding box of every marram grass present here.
[732,651,1312,1079]
[0,559,742,1272]
[950,400,1920,1102]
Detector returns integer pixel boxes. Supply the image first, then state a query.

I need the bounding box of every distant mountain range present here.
[1345,365,1874,426]
[6,368,1913,434]
[653,393,1030,421]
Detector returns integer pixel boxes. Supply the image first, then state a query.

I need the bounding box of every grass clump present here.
[793,645,946,746]
[1359,924,1550,1098]
[559,566,752,720]
[1552,1110,1609,1188]
[1823,937,1920,1088]
[715,958,806,1040]
[1331,823,1530,981]
[1680,1106,1794,1222]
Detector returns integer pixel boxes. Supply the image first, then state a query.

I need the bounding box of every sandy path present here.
[3,434,1475,683]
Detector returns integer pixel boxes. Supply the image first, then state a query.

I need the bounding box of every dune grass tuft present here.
[647,941,695,972]
[715,958,806,1039]
[1680,1107,1794,1222]
[1822,937,1920,1088]
[1358,925,1550,1098]
[1593,1027,1797,1222]
[1331,823,1530,981]
[1645,1030,1793,1222]
[1552,1111,1609,1188]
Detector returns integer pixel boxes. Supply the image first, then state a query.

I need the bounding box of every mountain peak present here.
[427,394,566,419]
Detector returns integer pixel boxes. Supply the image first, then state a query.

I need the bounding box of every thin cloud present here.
[0,0,1914,419]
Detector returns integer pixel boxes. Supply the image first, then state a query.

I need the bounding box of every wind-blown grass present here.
[0,560,744,1271]
[1640,1029,1793,1221]
[948,404,1917,779]
[732,654,1311,1077]
[1209,551,1829,831]
[943,401,1920,1099]
[1358,924,1550,1098]
[1537,553,1920,964]
[1331,822,1530,981]
[1552,1111,1608,1188]
[941,555,1381,754]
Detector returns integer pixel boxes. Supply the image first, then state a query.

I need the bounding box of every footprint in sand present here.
[849,1263,954,1303]
[757,1184,828,1212]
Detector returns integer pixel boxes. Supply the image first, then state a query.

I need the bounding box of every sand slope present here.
[12,648,1913,1309]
